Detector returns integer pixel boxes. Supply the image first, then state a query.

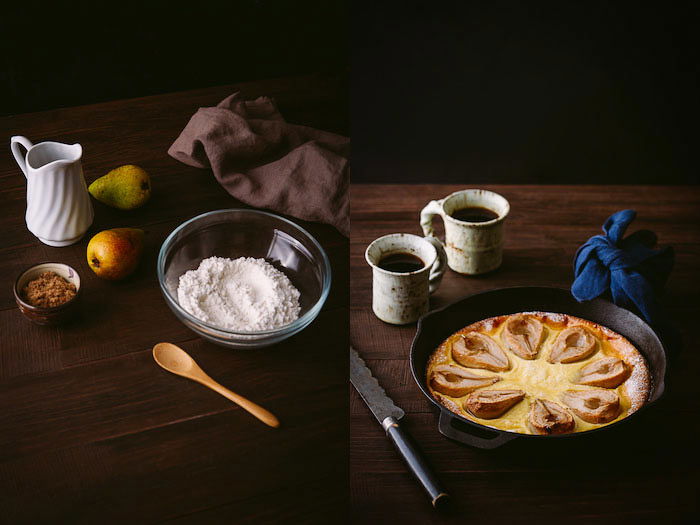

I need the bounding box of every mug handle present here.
[10,136,33,178]
[424,235,447,294]
[420,198,445,240]
[420,199,448,294]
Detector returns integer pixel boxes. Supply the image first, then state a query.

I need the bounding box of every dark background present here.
[352,1,699,184]
[1,0,347,115]
[4,2,697,185]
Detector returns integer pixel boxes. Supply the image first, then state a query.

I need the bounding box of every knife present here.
[350,347,449,508]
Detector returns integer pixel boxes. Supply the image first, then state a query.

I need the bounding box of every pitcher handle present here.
[11,136,33,178]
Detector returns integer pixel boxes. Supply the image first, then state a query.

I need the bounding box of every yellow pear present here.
[89,165,151,210]
[87,228,145,280]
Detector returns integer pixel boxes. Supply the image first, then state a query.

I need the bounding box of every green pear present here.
[89,165,151,210]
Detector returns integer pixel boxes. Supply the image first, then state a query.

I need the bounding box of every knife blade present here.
[350,347,405,423]
[350,346,449,508]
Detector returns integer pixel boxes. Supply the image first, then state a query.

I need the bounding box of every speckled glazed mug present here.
[420,189,510,275]
[365,233,447,325]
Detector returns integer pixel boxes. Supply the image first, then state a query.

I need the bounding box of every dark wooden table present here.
[0,74,349,523]
[350,184,700,523]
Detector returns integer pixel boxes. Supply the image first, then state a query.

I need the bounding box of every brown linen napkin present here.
[168,93,349,236]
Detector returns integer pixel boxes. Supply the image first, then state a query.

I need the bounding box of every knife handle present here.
[383,417,449,507]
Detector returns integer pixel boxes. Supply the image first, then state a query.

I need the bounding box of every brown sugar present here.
[22,271,77,308]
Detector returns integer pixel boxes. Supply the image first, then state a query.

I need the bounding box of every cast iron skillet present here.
[410,287,667,449]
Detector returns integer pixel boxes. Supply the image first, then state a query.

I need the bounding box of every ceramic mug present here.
[365,233,447,325]
[420,189,510,275]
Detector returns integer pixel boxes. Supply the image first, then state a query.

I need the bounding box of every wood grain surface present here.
[0,73,349,523]
[350,184,700,524]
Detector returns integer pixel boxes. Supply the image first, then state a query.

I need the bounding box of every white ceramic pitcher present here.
[11,136,94,246]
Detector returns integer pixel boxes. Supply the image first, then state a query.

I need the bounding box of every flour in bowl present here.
[177,256,301,331]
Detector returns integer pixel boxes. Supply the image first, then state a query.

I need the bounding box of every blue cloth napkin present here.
[571,210,674,325]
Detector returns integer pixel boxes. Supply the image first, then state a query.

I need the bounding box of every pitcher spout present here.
[24,141,84,172]
[68,143,83,162]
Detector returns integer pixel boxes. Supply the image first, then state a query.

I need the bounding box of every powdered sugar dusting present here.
[177,256,301,332]
[605,335,650,412]
[480,319,494,332]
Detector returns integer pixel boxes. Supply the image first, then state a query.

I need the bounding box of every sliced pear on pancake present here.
[528,399,575,435]
[430,364,500,397]
[576,357,630,388]
[547,326,597,364]
[464,389,525,419]
[561,389,621,424]
[452,332,510,372]
[501,314,544,360]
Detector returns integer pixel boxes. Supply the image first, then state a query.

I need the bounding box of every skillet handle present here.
[438,411,517,449]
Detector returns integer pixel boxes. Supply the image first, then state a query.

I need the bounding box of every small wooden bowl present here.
[14,263,81,325]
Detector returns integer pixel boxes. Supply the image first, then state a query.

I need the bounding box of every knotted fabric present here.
[571,210,674,325]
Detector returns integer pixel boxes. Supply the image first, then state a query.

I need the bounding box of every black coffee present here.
[450,206,499,223]
[378,252,425,273]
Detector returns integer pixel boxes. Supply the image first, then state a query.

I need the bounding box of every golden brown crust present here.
[426,311,651,435]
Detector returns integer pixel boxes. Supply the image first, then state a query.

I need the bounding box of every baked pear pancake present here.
[427,312,650,435]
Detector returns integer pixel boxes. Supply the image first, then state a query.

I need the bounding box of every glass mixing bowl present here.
[157,209,331,348]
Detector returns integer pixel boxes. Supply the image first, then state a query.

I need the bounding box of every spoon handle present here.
[200,377,281,428]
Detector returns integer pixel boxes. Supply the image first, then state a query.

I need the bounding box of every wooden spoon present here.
[153,342,280,428]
